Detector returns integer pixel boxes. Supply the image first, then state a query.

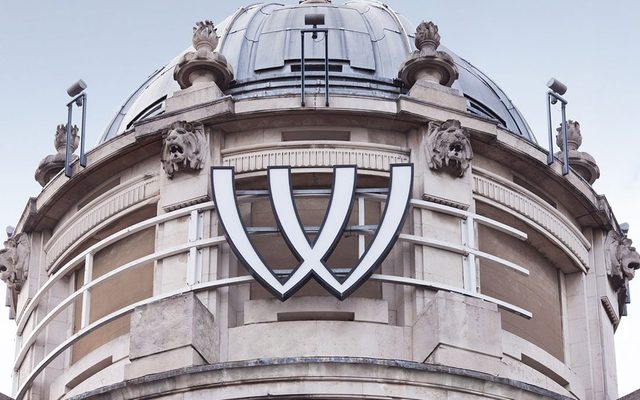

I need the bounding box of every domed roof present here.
[100,0,535,143]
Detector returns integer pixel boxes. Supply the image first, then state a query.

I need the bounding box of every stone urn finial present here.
[192,20,218,55]
[54,123,79,154]
[34,124,80,187]
[415,21,441,55]
[555,120,600,184]
[398,20,458,88]
[556,120,582,151]
[174,20,234,90]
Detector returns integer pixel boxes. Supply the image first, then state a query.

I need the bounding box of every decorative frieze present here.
[221,142,409,173]
[45,176,160,271]
[473,171,590,270]
[425,119,473,178]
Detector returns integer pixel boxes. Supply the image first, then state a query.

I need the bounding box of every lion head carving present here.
[425,119,473,177]
[0,233,30,291]
[161,121,206,178]
[605,230,640,290]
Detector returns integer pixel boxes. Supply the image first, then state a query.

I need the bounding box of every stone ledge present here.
[67,356,575,400]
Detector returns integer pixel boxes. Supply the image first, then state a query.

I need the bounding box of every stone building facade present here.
[1,1,637,399]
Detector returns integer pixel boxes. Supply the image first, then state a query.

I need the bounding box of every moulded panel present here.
[373,30,409,76]
[255,30,288,70]
[284,30,348,63]
[345,31,375,70]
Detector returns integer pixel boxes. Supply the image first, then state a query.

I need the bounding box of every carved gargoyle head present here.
[161,121,206,179]
[0,249,12,285]
[605,230,640,290]
[0,233,30,291]
[426,119,473,177]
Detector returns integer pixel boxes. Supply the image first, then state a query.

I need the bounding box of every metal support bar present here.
[64,104,73,178]
[560,101,569,176]
[64,92,88,178]
[546,91,569,175]
[80,253,93,328]
[358,196,365,257]
[300,28,330,107]
[187,210,199,286]
[236,188,389,197]
[463,217,478,293]
[301,31,305,107]
[80,93,88,167]
[324,32,329,106]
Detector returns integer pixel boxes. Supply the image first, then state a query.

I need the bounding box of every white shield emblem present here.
[211,164,413,300]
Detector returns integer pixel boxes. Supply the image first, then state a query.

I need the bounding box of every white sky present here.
[0,0,639,397]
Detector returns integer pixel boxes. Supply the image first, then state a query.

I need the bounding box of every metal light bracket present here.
[300,26,330,107]
[64,92,88,178]
[546,91,569,176]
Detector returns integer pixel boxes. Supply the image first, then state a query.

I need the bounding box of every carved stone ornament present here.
[398,21,458,88]
[0,233,30,292]
[425,119,473,177]
[415,21,441,54]
[161,121,206,178]
[34,124,79,187]
[555,120,600,184]
[605,230,640,291]
[174,20,234,90]
[605,229,640,316]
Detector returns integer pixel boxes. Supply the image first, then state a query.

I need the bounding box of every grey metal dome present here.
[100,0,535,143]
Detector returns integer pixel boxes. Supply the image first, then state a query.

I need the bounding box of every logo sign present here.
[211,164,413,300]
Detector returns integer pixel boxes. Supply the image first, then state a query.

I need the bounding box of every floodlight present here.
[546,78,567,96]
[66,79,87,97]
[621,223,630,235]
[305,13,325,26]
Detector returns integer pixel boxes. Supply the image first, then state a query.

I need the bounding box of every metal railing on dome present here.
[13,196,529,399]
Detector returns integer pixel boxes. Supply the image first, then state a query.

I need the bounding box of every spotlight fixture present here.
[621,223,630,235]
[546,78,567,96]
[545,77,569,175]
[66,79,87,98]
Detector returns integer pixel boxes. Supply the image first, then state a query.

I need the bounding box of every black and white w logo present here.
[211,164,413,300]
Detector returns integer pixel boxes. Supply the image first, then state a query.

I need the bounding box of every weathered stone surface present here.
[173,21,234,91]
[161,121,206,179]
[425,119,473,178]
[0,232,30,292]
[604,228,640,316]
[129,293,216,363]
[412,291,502,363]
[399,21,459,89]
[555,121,600,184]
